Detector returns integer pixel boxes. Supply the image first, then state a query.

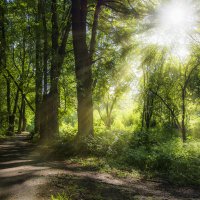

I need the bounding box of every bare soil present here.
[0,135,199,200]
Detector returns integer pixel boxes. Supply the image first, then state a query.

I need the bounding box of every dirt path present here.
[0,135,199,200]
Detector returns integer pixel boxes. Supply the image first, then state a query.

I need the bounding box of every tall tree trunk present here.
[44,0,60,140]
[22,101,26,131]
[40,0,71,141]
[141,102,145,130]
[181,88,187,142]
[35,0,43,135]
[72,0,94,143]
[42,0,48,95]
[145,96,151,130]
[6,77,12,135]
[144,91,155,130]
[40,94,49,141]
[8,88,20,134]
[18,94,25,134]
[6,81,20,135]
[39,0,49,141]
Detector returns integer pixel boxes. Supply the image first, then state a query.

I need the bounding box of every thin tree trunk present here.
[42,0,48,95]
[6,76,12,135]
[89,0,101,59]
[145,95,151,130]
[181,88,187,142]
[39,0,48,141]
[8,88,20,134]
[35,0,43,135]
[22,101,26,131]
[18,95,25,134]
[141,102,145,130]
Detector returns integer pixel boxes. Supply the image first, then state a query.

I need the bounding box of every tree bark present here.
[22,101,26,131]
[72,0,95,144]
[40,0,71,141]
[40,94,50,141]
[44,0,60,140]
[18,94,25,134]
[35,0,43,135]
[42,0,48,95]
[8,88,20,134]
[5,76,12,135]
[144,91,154,130]
[181,87,187,142]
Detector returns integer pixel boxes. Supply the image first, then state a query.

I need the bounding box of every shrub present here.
[124,137,200,185]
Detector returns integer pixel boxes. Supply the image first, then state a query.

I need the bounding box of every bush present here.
[160,139,200,185]
[124,137,200,185]
[58,124,200,186]
[60,123,77,138]
[86,130,117,156]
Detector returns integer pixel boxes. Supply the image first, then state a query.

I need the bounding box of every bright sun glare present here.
[161,3,187,26]
[145,0,198,59]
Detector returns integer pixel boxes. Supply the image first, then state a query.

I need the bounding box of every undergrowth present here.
[62,129,200,186]
[44,127,200,186]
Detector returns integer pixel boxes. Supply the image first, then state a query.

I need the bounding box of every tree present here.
[71,0,139,145]
[71,0,101,143]
[39,0,71,141]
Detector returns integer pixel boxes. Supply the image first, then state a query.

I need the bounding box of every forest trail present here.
[0,135,199,200]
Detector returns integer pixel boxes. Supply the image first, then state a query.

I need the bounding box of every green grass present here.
[67,156,141,180]
[67,136,200,186]
[51,193,71,200]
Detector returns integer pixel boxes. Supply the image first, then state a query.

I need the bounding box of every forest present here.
[0,0,200,199]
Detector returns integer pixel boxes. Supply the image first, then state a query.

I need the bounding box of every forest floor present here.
[0,135,199,200]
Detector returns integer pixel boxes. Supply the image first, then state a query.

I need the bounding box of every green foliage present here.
[124,137,200,185]
[158,140,200,184]
[77,126,200,186]
[60,123,77,138]
[51,192,72,200]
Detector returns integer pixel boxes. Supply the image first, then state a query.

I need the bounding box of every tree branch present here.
[4,69,35,113]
